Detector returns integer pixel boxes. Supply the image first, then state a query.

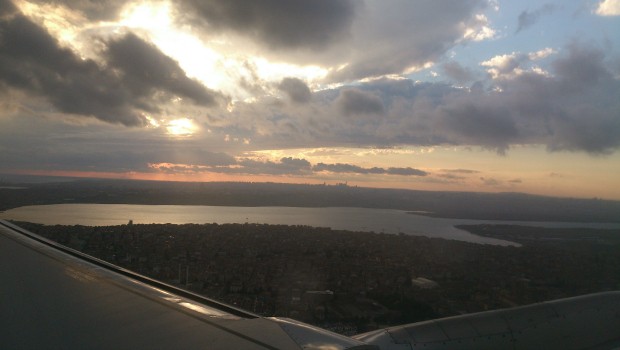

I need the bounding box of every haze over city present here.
[1,0,620,199]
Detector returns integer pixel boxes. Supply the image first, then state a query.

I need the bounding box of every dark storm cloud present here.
[0,10,220,126]
[313,163,427,176]
[337,89,384,116]
[516,4,555,33]
[278,77,311,104]
[105,33,219,107]
[0,0,17,14]
[177,0,357,50]
[0,12,145,125]
[442,61,475,83]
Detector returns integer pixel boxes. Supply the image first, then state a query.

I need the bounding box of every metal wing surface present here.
[0,220,374,350]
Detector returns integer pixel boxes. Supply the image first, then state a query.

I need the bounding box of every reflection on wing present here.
[1,219,619,350]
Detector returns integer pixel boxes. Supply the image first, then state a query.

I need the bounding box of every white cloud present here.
[481,48,556,79]
[528,48,556,60]
[462,14,497,42]
[481,52,522,79]
[595,0,620,16]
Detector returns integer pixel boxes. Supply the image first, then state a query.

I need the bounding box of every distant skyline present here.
[1,0,619,199]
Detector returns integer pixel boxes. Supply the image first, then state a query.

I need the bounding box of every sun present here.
[166,118,197,136]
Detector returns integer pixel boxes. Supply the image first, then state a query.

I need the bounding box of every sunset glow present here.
[1,0,619,199]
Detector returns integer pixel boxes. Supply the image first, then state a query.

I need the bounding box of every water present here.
[2,204,620,246]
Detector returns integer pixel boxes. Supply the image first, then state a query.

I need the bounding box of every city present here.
[17,220,620,335]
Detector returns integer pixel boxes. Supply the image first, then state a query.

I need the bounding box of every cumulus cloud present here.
[595,0,620,16]
[176,0,357,50]
[325,0,489,81]
[436,99,519,154]
[0,12,142,125]
[277,77,312,104]
[26,0,492,84]
[516,4,555,33]
[337,89,384,116]
[225,43,618,155]
[0,10,221,126]
[481,48,555,79]
[104,33,220,107]
[462,14,496,42]
[442,61,476,83]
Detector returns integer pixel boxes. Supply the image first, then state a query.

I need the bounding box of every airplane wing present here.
[1,219,619,350]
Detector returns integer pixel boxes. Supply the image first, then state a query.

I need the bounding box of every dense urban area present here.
[16,221,620,335]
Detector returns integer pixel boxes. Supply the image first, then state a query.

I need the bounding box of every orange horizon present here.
[4,169,620,201]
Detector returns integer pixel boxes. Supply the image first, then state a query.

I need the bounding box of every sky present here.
[1,0,619,199]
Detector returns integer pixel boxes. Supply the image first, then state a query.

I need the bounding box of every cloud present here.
[225,44,619,155]
[0,112,239,173]
[442,169,480,174]
[480,177,501,186]
[442,61,475,83]
[313,163,427,176]
[29,0,491,84]
[516,4,555,33]
[0,11,221,126]
[326,0,489,82]
[386,167,428,176]
[104,32,221,107]
[278,77,311,104]
[0,12,143,126]
[231,157,312,175]
[336,89,384,116]
[176,0,357,50]
[155,157,429,177]
[436,98,519,154]
[462,14,496,42]
[481,48,555,79]
[40,0,127,21]
[595,0,620,16]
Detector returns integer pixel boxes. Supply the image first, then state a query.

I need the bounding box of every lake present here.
[2,204,620,247]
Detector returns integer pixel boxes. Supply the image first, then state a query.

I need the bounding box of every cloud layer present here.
[0,5,221,126]
[0,0,619,194]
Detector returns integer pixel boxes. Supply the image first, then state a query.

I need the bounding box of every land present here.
[14,221,620,335]
[1,177,619,222]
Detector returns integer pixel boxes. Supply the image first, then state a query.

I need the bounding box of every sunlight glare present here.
[166,118,197,136]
